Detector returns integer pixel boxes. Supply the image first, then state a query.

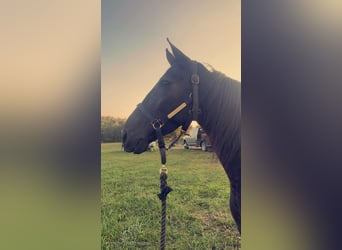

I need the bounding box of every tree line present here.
[101,116,126,142]
[101,116,195,143]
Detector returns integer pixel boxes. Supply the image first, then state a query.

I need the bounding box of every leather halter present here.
[137,61,200,132]
[190,61,200,121]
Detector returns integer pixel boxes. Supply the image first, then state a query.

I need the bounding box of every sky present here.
[102,0,240,118]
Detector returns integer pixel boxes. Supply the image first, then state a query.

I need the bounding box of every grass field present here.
[101,142,240,249]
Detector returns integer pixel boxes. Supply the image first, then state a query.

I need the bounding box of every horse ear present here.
[166,48,175,65]
[167,38,191,65]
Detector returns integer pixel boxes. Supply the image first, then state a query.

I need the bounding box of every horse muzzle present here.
[122,129,149,154]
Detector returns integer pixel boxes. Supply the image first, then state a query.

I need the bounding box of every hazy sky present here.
[102,0,240,118]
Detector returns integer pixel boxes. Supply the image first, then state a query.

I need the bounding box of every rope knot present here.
[158,172,172,201]
[157,185,173,201]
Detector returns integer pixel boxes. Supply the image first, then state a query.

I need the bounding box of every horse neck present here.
[196,66,241,165]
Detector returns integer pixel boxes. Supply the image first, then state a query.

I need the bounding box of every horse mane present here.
[198,64,241,166]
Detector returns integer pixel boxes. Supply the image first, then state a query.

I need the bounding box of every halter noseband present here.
[137,61,200,132]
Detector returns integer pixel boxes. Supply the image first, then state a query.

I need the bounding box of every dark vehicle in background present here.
[183,127,212,151]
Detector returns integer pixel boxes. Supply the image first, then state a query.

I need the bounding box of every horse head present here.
[123,39,197,153]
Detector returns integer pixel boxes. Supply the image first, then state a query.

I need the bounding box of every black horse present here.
[122,39,241,233]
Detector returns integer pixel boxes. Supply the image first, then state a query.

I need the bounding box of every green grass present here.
[102,143,240,250]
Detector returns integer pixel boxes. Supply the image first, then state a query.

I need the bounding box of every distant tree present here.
[101,116,126,142]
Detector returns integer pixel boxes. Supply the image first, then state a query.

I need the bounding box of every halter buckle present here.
[191,73,200,85]
[151,119,164,130]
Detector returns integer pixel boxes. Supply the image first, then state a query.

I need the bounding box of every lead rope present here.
[154,125,172,250]
[167,130,186,151]
[138,60,198,248]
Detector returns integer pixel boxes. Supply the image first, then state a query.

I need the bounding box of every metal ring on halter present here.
[151,119,164,130]
[191,74,200,84]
